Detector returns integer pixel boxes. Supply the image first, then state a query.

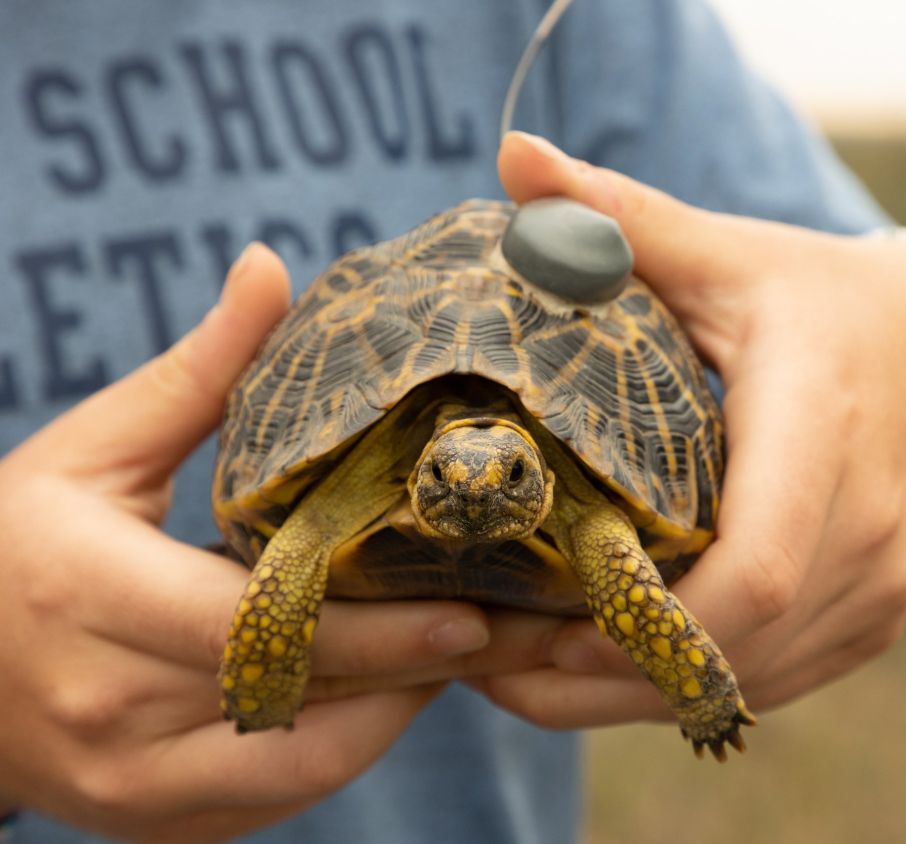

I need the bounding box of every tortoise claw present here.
[708,740,728,762]
[726,726,747,754]
[734,702,757,727]
[682,700,756,761]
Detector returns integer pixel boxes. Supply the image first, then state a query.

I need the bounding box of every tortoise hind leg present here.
[219,402,425,731]
[547,500,755,760]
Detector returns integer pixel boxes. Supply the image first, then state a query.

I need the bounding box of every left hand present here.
[455,131,906,731]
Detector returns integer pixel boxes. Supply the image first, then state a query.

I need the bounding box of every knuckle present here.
[515,697,558,729]
[72,761,140,816]
[483,678,558,729]
[22,557,72,618]
[335,636,385,676]
[739,540,802,627]
[47,682,125,736]
[520,707,562,730]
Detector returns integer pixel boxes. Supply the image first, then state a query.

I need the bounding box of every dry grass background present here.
[582,134,906,843]
[583,636,906,843]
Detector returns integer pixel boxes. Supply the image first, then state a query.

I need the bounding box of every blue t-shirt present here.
[0,1,887,842]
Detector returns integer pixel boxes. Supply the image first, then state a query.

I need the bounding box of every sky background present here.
[710,0,906,129]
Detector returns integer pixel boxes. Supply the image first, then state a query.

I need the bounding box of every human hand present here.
[0,243,491,843]
[465,131,906,732]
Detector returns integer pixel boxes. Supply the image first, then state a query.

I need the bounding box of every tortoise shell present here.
[213,199,723,594]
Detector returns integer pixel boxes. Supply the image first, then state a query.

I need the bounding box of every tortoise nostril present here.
[509,459,525,484]
[432,461,444,483]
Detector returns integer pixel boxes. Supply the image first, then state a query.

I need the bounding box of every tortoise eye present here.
[432,462,444,482]
[509,459,525,484]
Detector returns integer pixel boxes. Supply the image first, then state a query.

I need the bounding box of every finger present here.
[541,359,840,668]
[498,132,751,291]
[131,802,317,844]
[42,645,224,742]
[497,131,840,363]
[733,554,906,704]
[545,618,641,679]
[309,608,676,708]
[471,669,668,730]
[310,600,490,675]
[307,608,565,700]
[670,357,842,650]
[73,510,491,673]
[36,242,291,479]
[139,686,444,811]
[65,508,248,671]
[734,631,897,713]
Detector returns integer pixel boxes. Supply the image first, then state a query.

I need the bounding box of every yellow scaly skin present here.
[527,418,754,759]
[218,404,414,731]
[544,499,754,759]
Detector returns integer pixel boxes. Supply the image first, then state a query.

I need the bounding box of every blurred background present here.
[583,2,906,840]
[711,0,906,223]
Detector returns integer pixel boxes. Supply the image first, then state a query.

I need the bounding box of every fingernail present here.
[428,618,490,656]
[550,639,606,673]
[507,130,572,162]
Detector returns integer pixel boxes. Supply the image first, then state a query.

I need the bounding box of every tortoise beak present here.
[452,483,497,527]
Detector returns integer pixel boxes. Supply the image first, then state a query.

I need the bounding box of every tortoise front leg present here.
[547,501,755,760]
[219,505,335,731]
[219,403,425,732]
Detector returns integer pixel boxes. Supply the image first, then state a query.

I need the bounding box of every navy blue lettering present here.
[0,358,21,411]
[331,211,378,257]
[344,26,408,160]
[200,222,236,288]
[22,70,106,193]
[180,41,281,173]
[104,233,182,354]
[106,57,187,181]
[258,219,315,265]
[16,245,108,400]
[406,26,476,161]
[272,42,349,165]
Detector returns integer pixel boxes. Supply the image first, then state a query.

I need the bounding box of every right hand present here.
[0,244,491,844]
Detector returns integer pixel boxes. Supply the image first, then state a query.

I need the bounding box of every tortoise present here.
[213,197,755,760]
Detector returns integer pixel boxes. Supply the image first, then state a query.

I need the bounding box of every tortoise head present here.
[408,418,554,542]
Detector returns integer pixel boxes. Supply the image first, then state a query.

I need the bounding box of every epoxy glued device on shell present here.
[501,197,634,303]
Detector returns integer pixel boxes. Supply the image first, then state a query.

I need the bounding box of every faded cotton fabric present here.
[0,1,887,842]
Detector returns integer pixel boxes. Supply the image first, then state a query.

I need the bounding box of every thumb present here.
[40,242,291,478]
[498,132,834,356]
